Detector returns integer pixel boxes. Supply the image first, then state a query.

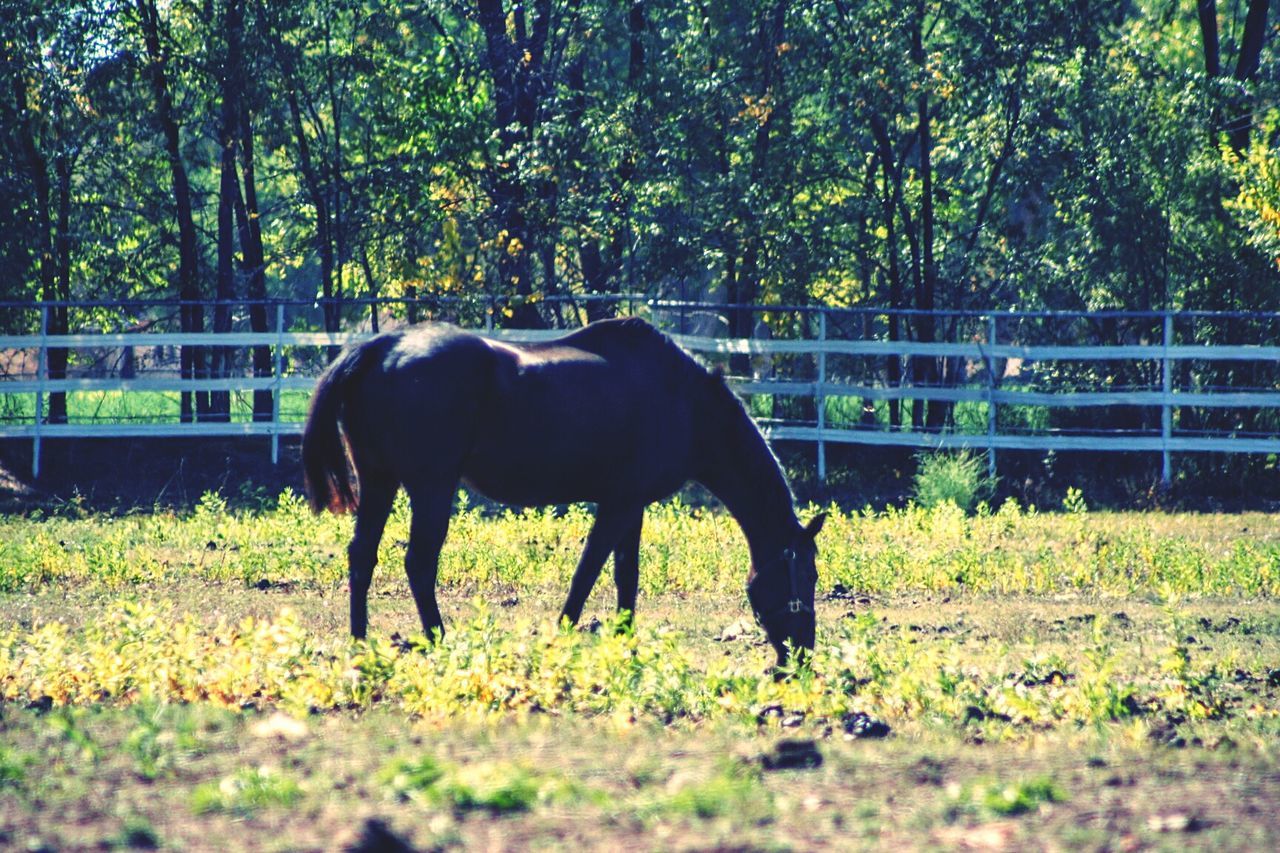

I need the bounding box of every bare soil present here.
[0,437,306,513]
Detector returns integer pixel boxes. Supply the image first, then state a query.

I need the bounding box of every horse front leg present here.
[612,512,644,631]
[404,483,456,641]
[347,478,397,640]
[561,504,641,627]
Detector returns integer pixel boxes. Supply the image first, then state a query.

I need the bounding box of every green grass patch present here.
[382,755,575,814]
[2,489,1278,598]
[191,765,302,816]
[659,763,773,821]
[948,775,1066,819]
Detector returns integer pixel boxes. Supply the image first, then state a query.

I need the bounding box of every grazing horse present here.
[302,318,825,665]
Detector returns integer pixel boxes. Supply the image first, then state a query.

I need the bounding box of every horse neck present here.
[695,391,799,564]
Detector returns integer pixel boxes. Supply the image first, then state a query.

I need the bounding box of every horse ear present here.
[804,512,827,539]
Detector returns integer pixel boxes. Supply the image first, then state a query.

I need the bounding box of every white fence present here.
[3,304,1279,482]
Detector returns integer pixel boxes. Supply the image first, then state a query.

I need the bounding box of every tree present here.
[0,0,107,423]
[132,0,207,420]
[1197,0,1271,152]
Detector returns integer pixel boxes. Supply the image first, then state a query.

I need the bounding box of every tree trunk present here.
[358,247,379,333]
[236,85,272,421]
[913,1,943,430]
[729,0,788,374]
[7,43,69,425]
[264,4,339,358]
[212,0,244,423]
[281,85,339,355]
[475,0,551,328]
[1196,1,1220,77]
[136,0,205,420]
[883,163,903,430]
[1197,0,1271,151]
[577,2,645,323]
[50,151,74,425]
[1226,0,1269,152]
[322,17,347,329]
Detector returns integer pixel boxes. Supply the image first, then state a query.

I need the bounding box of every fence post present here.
[33,303,48,479]
[986,314,997,481]
[816,310,827,483]
[272,302,285,465]
[1162,311,1173,486]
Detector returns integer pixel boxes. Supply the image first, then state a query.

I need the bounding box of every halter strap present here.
[752,548,812,626]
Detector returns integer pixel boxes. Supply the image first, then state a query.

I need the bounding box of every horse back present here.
[338,320,704,506]
[468,320,704,505]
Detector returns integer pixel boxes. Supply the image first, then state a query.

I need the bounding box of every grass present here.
[3,489,1279,597]
[1,492,1280,848]
[0,389,314,426]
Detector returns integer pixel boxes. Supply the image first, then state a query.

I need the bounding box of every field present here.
[2,492,1280,850]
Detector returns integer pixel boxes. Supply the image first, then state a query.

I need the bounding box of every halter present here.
[751,548,812,627]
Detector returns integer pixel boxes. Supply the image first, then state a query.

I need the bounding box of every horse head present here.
[747,512,826,667]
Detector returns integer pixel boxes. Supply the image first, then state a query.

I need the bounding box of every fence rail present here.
[3,301,1279,482]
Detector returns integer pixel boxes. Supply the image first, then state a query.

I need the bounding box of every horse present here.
[301,317,825,665]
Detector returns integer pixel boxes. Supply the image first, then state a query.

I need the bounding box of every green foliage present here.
[1061,487,1087,515]
[912,451,995,514]
[1224,113,1280,270]
[1,491,1279,743]
[0,588,1268,736]
[382,755,446,795]
[2,0,1278,330]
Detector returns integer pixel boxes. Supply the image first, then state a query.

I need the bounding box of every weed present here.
[0,746,30,790]
[948,775,1065,819]
[382,754,447,799]
[912,451,995,514]
[660,762,772,821]
[191,765,301,816]
[124,704,180,781]
[436,764,545,814]
[381,756,567,814]
[47,708,101,763]
[1062,487,1088,515]
[2,490,1280,598]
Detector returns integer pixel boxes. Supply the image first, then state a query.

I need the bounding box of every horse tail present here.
[302,339,383,514]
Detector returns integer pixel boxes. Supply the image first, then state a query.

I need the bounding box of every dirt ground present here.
[0,437,307,513]
[3,583,1280,851]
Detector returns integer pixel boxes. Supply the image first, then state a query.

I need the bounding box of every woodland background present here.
[3,1,1278,322]
[1,1,1279,501]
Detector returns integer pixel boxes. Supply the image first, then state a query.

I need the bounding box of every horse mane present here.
[698,358,797,513]
[564,317,794,508]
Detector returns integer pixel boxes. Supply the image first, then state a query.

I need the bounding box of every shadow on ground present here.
[0,437,305,513]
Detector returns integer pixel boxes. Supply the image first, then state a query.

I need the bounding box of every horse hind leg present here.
[403,482,457,641]
[347,475,397,640]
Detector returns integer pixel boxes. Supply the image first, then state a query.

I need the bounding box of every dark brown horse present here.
[302,318,824,664]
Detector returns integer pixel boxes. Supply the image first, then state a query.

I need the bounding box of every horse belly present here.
[463,405,687,506]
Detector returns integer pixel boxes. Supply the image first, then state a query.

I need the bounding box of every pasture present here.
[2,492,1280,850]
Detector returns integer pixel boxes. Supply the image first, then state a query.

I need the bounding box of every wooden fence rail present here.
[3,306,1279,482]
